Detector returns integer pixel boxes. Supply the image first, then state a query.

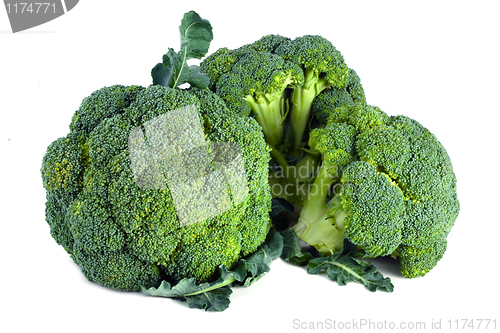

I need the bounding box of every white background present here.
[1,1,499,332]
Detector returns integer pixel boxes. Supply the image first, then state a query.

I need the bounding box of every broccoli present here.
[40,11,276,297]
[41,84,273,290]
[215,51,304,146]
[285,103,460,278]
[274,35,350,154]
[203,34,459,278]
[42,9,461,305]
[201,34,356,155]
[311,68,366,125]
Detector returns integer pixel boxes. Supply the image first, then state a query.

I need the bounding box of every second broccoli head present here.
[201,34,459,278]
[290,103,460,278]
[41,84,272,291]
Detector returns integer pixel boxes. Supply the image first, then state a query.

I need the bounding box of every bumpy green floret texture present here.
[201,34,354,154]
[312,69,366,124]
[308,122,359,170]
[215,52,303,117]
[356,115,459,277]
[41,84,272,291]
[214,51,304,146]
[201,34,292,90]
[291,103,459,278]
[274,35,349,90]
[340,161,405,257]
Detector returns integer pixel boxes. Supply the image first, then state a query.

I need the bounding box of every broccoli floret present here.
[215,52,304,146]
[312,68,366,124]
[291,122,359,254]
[203,34,459,277]
[201,34,351,155]
[41,85,272,290]
[274,35,350,153]
[200,34,291,91]
[285,104,459,278]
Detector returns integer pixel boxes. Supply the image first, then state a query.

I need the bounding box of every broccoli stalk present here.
[274,35,350,156]
[245,92,286,147]
[289,68,333,154]
[292,163,347,255]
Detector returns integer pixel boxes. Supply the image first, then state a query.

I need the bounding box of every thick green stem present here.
[269,149,321,204]
[292,163,346,255]
[289,87,316,154]
[246,92,285,147]
[289,68,332,156]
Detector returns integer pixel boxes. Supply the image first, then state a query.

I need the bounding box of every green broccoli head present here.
[41,85,272,291]
[291,104,459,278]
[201,34,354,157]
[200,34,291,91]
[312,68,366,124]
[214,51,304,147]
[275,35,349,90]
[274,35,351,152]
[356,115,459,277]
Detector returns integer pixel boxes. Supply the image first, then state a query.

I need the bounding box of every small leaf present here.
[140,228,284,311]
[239,228,284,286]
[280,229,303,261]
[290,251,316,266]
[184,287,232,311]
[152,11,212,89]
[141,265,239,312]
[270,198,294,219]
[151,49,178,88]
[177,65,210,88]
[270,198,294,231]
[179,11,213,60]
[306,240,394,292]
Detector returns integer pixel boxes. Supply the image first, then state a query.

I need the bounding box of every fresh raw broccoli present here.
[215,51,304,146]
[201,34,292,91]
[201,34,357,155]
[41,84,272,291]
[286,103,460,278]
[274,35,350,153]
[311,68,366,125]
[40,11,285,312]
[201,31,459,280]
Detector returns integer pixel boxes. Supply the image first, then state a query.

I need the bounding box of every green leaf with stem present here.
[152,11,213,89]
[141,228,283,311]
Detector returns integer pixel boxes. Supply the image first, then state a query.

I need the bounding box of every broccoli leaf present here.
[280,229,303,261]
[141,228,283,311]
[152,11,213,89]
[280,229,394,292]
[269,198,295,231]
[238,228,284,286]
[307,240,394,292]
[141,265,243,311]
[270,198,295,220]
[179,11,213,60]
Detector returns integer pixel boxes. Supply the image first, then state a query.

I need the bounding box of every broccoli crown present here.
[339,113,460,277]
[308,122,359,171]
[355,115,459,277]
[201,34,357,154]
[41,84,272,291]
[274,35,350,90]
[291,103,459,278]
[328,102,389,132]
[312,69,366,124]
[213,51,304,147]
[200,34,291,90]
[215,51,303,116]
